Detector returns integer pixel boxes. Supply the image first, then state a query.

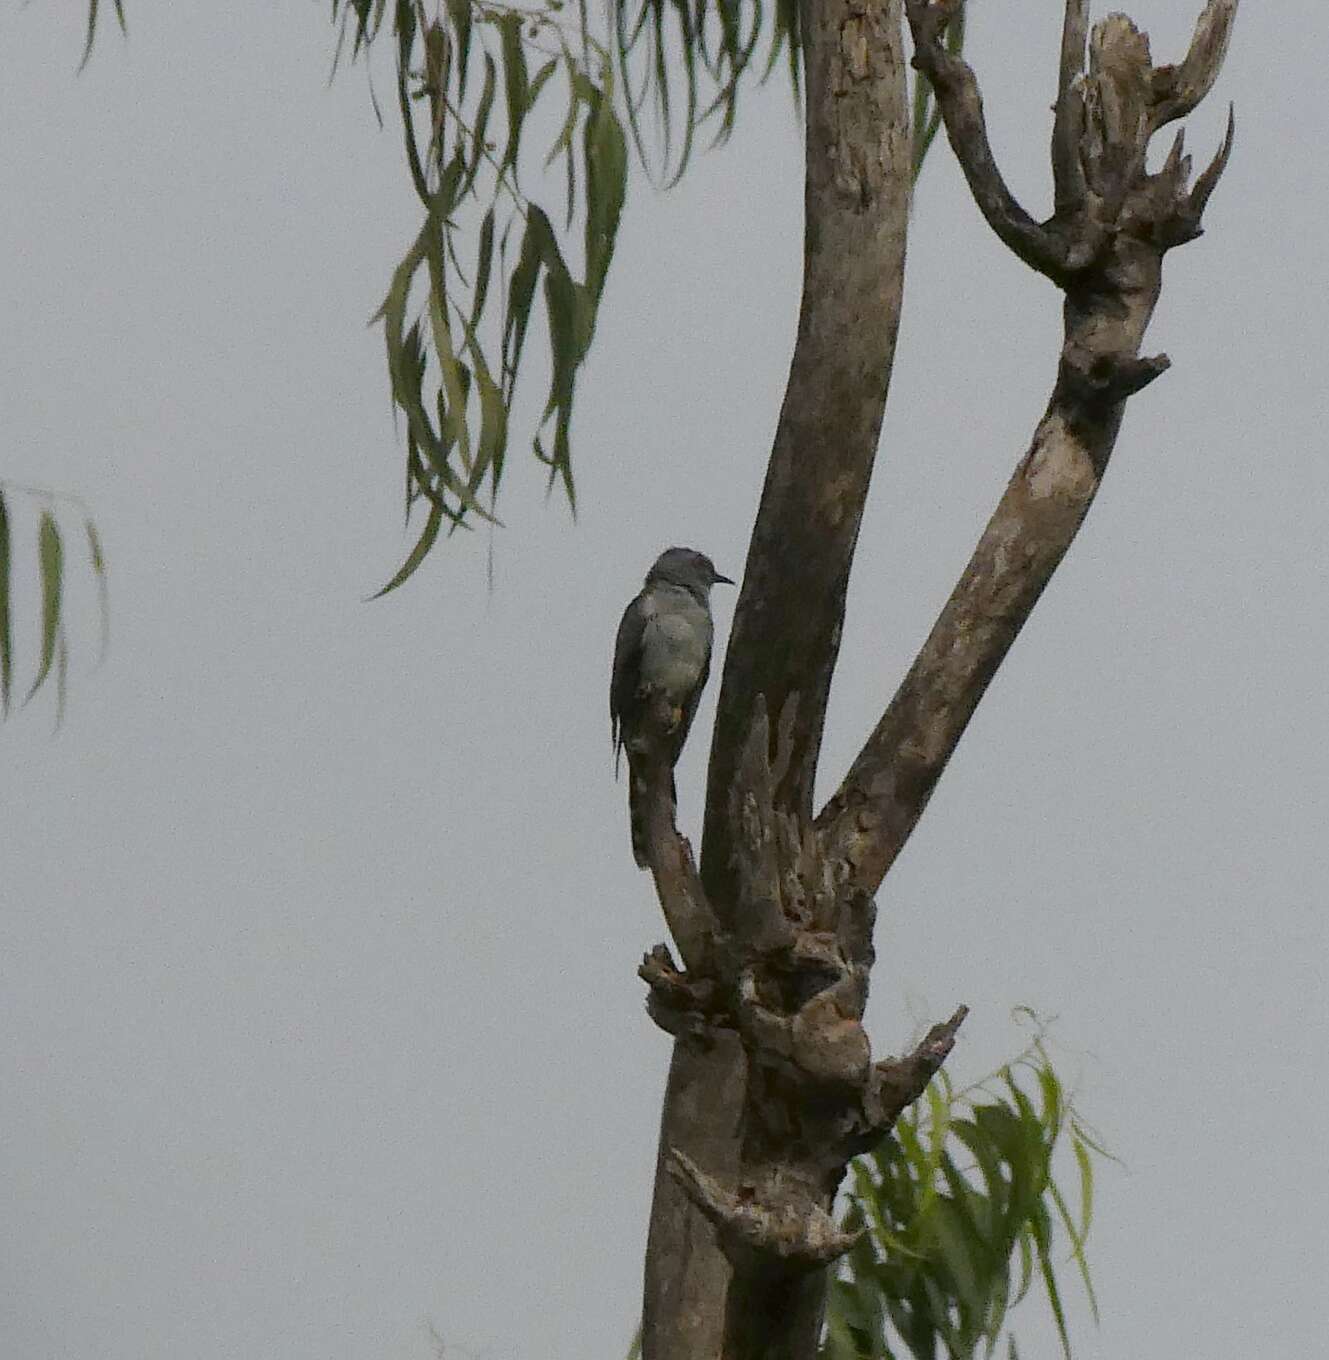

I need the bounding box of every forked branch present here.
[820,0,1239,894]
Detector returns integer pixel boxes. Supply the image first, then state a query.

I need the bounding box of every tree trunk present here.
[642,0,913,1354]
[637,2,1238,1357]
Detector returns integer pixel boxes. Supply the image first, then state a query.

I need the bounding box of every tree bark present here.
[701,0,913,888]
[818,0,1237,894]
[641,1,914,1355]
[641,1032,745,1359]
[642,3,914,1357]
[637,3,1237,1358]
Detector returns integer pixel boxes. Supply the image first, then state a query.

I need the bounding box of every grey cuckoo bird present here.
[611,547,733,868]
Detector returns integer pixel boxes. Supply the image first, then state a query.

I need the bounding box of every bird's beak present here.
[713,572,735,586]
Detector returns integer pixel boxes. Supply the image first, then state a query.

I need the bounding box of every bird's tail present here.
[628,755,677,870]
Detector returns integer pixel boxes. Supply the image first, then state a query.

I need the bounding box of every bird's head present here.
[647,546,734,597]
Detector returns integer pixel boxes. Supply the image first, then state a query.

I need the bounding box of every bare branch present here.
[1057,0,1090,106]
[814,318,1175,890]
[637,750,717,973]
[1059,347,1171,409]
[631,718,718,973]
[1188,102,1237,220]
[868,1006,969,1129]
[816,412,1109,888]
[639,944,722,1040]
[904,0,1070,281]
[1052,0,1090,213]
[819,0,1238,895]
[1150,0,1240,131]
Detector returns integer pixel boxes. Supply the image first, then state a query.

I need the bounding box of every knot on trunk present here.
[724,700,964,1182]
[666,1152,863,1271]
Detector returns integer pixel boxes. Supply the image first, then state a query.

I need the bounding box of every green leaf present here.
[470,208,496,333]
[584,86,628,301]
[25,512,63,705]
[852,1161,921,1261]
[80,0,99,71]
[528,57,560,110]
[1034,1212,1072,1360]
[0,489,11,716]
[86,518,110,665]
[1069,1118,1118,1163]
[423,223,474,472]
[929,1196,987,1327]
[1048,1176,1100,1324]
[1035,1058,1063,1139]
[1072,1134,1095,1243]
[435,148,468,218]
[940,1149,999,1258]
[446,0,474,99]
[497,13,529,174]
[344,9,633,566]
[370,498,445,598]
[378,217,498,525]
[469,344,509,496]
[55,632,69,731]
[80,0,127,72]
[840,1027,1111,1360]
[546,61,585,171]
[502,207,546,398]
[459,55,499,202]
[1011,1228,1035,1306]
[395,9,430,204]
[949,1119,1010,1228]
[983,1251,1014,1356]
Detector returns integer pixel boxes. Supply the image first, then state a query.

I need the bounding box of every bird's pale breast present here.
[638,588,711,700]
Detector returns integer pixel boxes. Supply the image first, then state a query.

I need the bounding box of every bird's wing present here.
[670,642,711,767]
[611,590,649,775]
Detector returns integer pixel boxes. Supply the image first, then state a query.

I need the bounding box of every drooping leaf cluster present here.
[613,0,967,189]
[330,1,628,594]
[79,0,965,587]
[613,0,801,184]
[0,483,108,727]
[823,1018,1108,1360]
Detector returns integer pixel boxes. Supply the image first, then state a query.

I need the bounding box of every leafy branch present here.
[823,1012,1111,1360]
[622,1014,1108,1360]
[332,0,627,594]
[80,0,963,589]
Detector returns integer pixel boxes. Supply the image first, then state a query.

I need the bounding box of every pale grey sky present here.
[2,3,1325,1359]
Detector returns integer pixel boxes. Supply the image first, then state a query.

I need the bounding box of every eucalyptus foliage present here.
[335,0,963,591]
[78,0,966,589]
[620,1020,1107,1360]
[0,482,108,727]
[823,1019,1109,1360]
[328,1,628,594]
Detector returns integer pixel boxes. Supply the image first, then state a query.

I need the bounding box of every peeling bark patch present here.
[820,470,863,527]
[1024,414,1098,502]
[828,3,904,209]
[840,15,871,81]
